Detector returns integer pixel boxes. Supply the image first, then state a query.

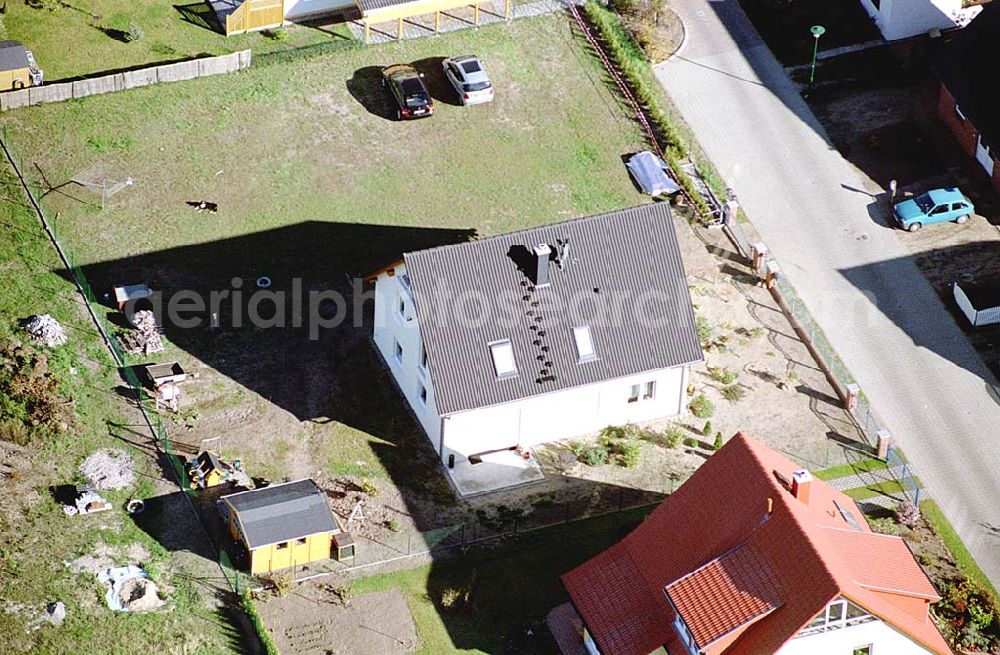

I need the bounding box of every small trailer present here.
[954,280,1000,327]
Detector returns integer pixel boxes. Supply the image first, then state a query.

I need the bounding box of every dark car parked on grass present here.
[381,64,434,121]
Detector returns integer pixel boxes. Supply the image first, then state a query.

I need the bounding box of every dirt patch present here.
[264,587,418,655]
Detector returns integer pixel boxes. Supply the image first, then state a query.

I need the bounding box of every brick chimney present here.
[791,470,812,505]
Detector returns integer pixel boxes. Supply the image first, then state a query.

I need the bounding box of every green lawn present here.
[5,0,354,81]
[812,457,888,481]
[349,507,652,654]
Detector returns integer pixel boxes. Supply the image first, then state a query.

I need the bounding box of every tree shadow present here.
[93,24,129,43]
[346,66,397,120]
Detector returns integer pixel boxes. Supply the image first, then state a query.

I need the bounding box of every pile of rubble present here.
[80,449,135,490]
[119,310,162,355]
[118,577,162,612]
[23,315,67,348]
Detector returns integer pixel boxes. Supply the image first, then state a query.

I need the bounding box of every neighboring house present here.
[367,204,702,492]
[858,0,981,40]
[212,0,510,39]
[936,1,1000,194]
[560,433,951,655]
[219,479,355,574]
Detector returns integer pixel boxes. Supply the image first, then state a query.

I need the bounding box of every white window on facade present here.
[628,381,655,403]
[397,295,406,320]
[419,342,428,372]
[394,340,403,364]
[418,382,427,406]
[573,325,597,362]
[797,597,874,637]
[489,339,518,379]
[672,613,699,655]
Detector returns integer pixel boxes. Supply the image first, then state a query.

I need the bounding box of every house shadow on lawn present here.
[65,220,475,422]
[61,221,475,529]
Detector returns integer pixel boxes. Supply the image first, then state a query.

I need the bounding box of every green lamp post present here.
[809,25,826,85]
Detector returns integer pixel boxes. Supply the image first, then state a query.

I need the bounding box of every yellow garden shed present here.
[220,478,353,575]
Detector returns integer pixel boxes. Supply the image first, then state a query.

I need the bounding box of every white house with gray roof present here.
[369,204,702,494]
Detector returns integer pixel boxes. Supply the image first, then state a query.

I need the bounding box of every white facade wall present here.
[372,266,443,450]
[777,619,935,655]
[372,267,689,464]
[440,366,687,464]
[859,0,981,40]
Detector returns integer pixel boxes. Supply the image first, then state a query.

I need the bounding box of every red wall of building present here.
[938,83,1000,195]
[938,84,978,157]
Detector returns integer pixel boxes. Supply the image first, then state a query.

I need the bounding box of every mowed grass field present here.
[4,14,649,504]
[8,15,643,265]
[5,0,352,81]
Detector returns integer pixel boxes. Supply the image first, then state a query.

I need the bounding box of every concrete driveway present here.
[655,0,1000,583]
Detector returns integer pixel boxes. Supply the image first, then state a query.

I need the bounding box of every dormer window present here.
[573,325,597,363]
[489,339,518,379]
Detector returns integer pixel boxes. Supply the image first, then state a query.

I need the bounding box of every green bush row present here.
[241,588,281,655]
[582,2,713,220]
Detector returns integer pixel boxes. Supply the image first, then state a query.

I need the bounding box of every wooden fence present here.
[0,50,252,112]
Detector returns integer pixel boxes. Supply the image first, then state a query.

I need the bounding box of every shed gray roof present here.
[358,0,412,12]
[222,479,337,549]
[403,203,703,415]
[0,41,28,73]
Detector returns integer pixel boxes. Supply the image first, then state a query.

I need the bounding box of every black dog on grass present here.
[186,201,218,214]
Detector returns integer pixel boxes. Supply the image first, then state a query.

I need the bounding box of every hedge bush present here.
[241,589,281,655]
[582,2,714,220]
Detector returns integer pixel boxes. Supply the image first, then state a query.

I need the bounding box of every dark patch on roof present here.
[0,41,29,73]
[222,479,337,549]
[936,3,1000,148]
[403,203,703,415]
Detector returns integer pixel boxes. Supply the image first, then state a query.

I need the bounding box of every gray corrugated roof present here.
[0,41,28,73]
[222,479,337,549]
[358,0,414,12]
[403,203,703,415]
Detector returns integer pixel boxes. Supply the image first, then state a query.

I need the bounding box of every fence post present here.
[876,429,891,460]
[751,242,767,275]
[845,383,860,412]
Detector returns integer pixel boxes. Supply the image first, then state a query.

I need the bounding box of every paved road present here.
[656,0,1000,582]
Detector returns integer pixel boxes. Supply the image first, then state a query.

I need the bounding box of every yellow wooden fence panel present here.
[227,0,284,35]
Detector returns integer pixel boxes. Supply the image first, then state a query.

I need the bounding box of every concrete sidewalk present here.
[655,0,1000,585]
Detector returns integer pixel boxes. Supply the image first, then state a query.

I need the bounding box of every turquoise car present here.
[893,187,974,232]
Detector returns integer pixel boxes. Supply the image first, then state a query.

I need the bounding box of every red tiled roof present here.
[665,542,783,648]
[562,432,952,655]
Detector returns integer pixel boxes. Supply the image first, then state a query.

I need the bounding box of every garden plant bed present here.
[868,502,1000,652]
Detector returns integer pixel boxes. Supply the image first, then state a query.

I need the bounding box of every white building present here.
[368,204,702,494]
[858,0,981,40]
